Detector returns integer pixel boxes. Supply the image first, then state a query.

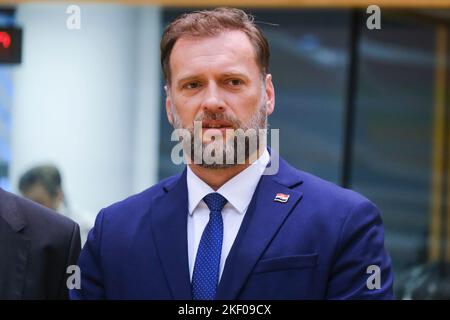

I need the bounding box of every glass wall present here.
[351,13,436,294]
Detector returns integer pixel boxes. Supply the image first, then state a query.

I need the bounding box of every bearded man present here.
[70,8,393,300]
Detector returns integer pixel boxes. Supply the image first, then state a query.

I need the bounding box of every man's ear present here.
[165,85,174,125]
[53,189,64,211]
[265,74,275,115]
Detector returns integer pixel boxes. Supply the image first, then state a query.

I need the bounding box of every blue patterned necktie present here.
[192,192,228,300]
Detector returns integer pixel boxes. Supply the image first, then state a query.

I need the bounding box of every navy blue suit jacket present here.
[0,188,81,299]
[70,156,394,299]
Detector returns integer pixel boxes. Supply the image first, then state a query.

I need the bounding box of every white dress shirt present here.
[187,148,270,281]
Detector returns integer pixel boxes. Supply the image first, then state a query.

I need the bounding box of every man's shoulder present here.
[0,188,77,238]
[279,159,383,240]
[279,158,375,213]
[300,169,368,203]
[100,172,182,217]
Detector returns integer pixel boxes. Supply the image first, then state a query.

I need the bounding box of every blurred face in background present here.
[22,183,62,211]
[165,30,275,167]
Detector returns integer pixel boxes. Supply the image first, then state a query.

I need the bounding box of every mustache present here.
[192,111,243,130]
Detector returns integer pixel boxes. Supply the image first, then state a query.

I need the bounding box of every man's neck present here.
[188,147,265,191]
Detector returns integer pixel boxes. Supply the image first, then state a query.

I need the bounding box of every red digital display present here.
[0,31,11,48]
[0,27,22,64]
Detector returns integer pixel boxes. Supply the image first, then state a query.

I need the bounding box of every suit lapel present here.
[0,189,30,299]
[150,170,192,299]
[216,158,304,300]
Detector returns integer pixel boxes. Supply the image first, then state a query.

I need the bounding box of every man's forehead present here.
[169,30,258,79]
[171,30,255,60]
[175,29,251,45]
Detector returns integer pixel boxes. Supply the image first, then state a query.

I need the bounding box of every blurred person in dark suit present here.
[71,8,394,300]
[19,164,93,245]
[0,188,81,299]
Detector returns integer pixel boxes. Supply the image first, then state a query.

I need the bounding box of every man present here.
[0,187,81,299]
[19,164,93,245]
[71,8,394,299]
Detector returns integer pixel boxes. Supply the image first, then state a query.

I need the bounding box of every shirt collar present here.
[187,148,270,215]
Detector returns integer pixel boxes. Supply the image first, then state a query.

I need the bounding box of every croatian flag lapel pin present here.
[274,193,290,203]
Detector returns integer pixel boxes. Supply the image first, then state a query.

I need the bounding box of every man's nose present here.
[200,83,225,112]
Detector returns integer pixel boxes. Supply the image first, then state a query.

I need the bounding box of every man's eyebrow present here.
[175,74,201,85]
[221,72,249,78]
[176,71,249,84]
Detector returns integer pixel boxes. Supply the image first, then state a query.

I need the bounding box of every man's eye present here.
[227,79,243,86]
[184,82,201,89]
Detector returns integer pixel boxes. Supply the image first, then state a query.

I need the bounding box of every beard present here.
[170,97,268,169]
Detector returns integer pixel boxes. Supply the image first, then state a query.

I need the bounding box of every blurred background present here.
[1,0,450,298]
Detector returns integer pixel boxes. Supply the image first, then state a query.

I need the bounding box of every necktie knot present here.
[203,193,227,212]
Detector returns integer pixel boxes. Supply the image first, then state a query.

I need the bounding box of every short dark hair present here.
[160,7,270,83]
[19,165,62,198]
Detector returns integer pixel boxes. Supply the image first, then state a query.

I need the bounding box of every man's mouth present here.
[201,120,234,129]
[201,121,235,139]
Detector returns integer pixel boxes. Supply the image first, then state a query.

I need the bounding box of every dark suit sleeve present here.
[59,222,81,299]
[70,209,105,299]
[325,200,394,299]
